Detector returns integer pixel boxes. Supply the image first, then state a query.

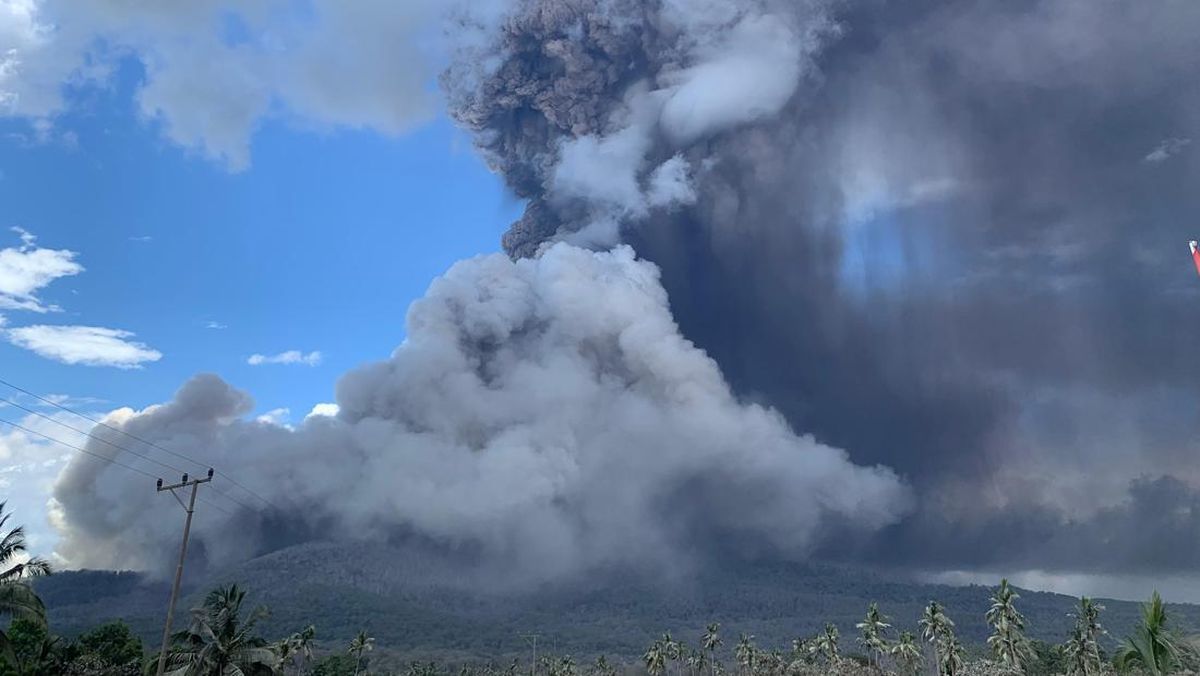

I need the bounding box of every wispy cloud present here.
[1144,137,1191,163]
[128,235,153,242]
[204,320,227,330]
[6,325,162,368]
[0,228,83,313]
[247,350,322,366]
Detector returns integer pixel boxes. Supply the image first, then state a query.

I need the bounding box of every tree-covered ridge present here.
[31,542,1200,663]
[7,531,1200,675]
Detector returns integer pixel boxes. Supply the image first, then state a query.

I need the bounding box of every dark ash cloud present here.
[443,0,1200,574]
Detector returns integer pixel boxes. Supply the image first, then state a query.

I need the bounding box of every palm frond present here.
[0,581,47,626]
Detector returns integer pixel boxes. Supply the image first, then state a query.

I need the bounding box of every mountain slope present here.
[35,543,1200,663]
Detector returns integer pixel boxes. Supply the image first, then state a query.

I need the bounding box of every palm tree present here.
[1079,598,1105,641]
[890,632,923,676]
[662,632,681,676]
[161,584,278,676]
[812,624,839,665]
[349,630,375,676]
[1065,623,1097,676]
[0,502,50,667]
[734,634,755,675]
[986,579,1032,672]
[277,625,315,675]
[856,603,892,669]
[1114,591,1181,676]
[942,633,964,676]
[685,646,705,676]
[645,639,667,676]
[593,655,615,676]
[702,623,721,676]
[919,601,957,676]
[1064,597,1106,675]
[762,649,785,676]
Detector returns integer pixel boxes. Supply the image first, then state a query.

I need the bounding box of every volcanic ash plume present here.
[442,0,840,256]
[443,0,1200,579]
[50,244,910,580]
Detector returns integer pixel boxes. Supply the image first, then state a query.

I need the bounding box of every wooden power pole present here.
[521,633,541,676]
[154,468,213,676]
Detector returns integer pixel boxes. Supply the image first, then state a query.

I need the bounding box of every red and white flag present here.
[1192,241,1200,277]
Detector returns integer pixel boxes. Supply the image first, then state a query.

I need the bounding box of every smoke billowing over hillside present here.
[51,245,907,581]
[49,0,1200,582]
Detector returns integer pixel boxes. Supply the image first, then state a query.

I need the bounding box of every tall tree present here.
[942,634,964,676]
[734,634,755,676]
[890,632,923,676]
[645,639,666,676]
[1064,598,1105,676]
[4,616,62,675]
[685,645,705,676]
[65,620,144,674]
[702,623,721,676]
[856,603,892,669]
[0,502,50,668]
[812,624,839,666]
[1114,591,1181,676]
[919,601,958,676]
[277,625,315,675]
[662,632,680,676]
[160,584,278,676]
[987,579,1032,672]
[349,631,374,676]
[592,656,615,676]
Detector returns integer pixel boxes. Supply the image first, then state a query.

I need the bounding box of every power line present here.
[1,396,189,476]
[201,485,258,514]
[0,415,157,479]
[197,495,233,516]
[0,395,260,513]
[0,377,282,512]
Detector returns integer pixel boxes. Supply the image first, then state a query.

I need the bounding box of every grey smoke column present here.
[51,245,909,578]
[444,0,1200,573]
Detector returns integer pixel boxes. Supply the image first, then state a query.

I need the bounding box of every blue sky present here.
[0,50,518,554]
[0,62,518,422]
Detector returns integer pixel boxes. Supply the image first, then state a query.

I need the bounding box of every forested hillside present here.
[34,542,1200,664]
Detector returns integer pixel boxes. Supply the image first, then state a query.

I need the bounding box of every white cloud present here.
[204,320,227,330]
[0,0,62,117]
[0,227,82,312]
[128,235,152,242]
[255,408,290,426]
[1,0,439,170]
[0,406,117,563]
[305,402,339,419]
[247,350,321,366]
[1144,137,1191,163]
[5,325,162,368]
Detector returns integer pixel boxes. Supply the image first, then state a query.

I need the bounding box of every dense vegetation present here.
[34,542,1200,663]
[16,573,1200,676]
[6,511,1200,674]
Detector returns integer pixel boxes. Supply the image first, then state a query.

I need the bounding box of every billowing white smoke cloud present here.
[51,244,909,581]
[548,4,829,244]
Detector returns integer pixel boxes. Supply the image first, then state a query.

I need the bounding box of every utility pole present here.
[154,468,213,676]
[521,633,541,676]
